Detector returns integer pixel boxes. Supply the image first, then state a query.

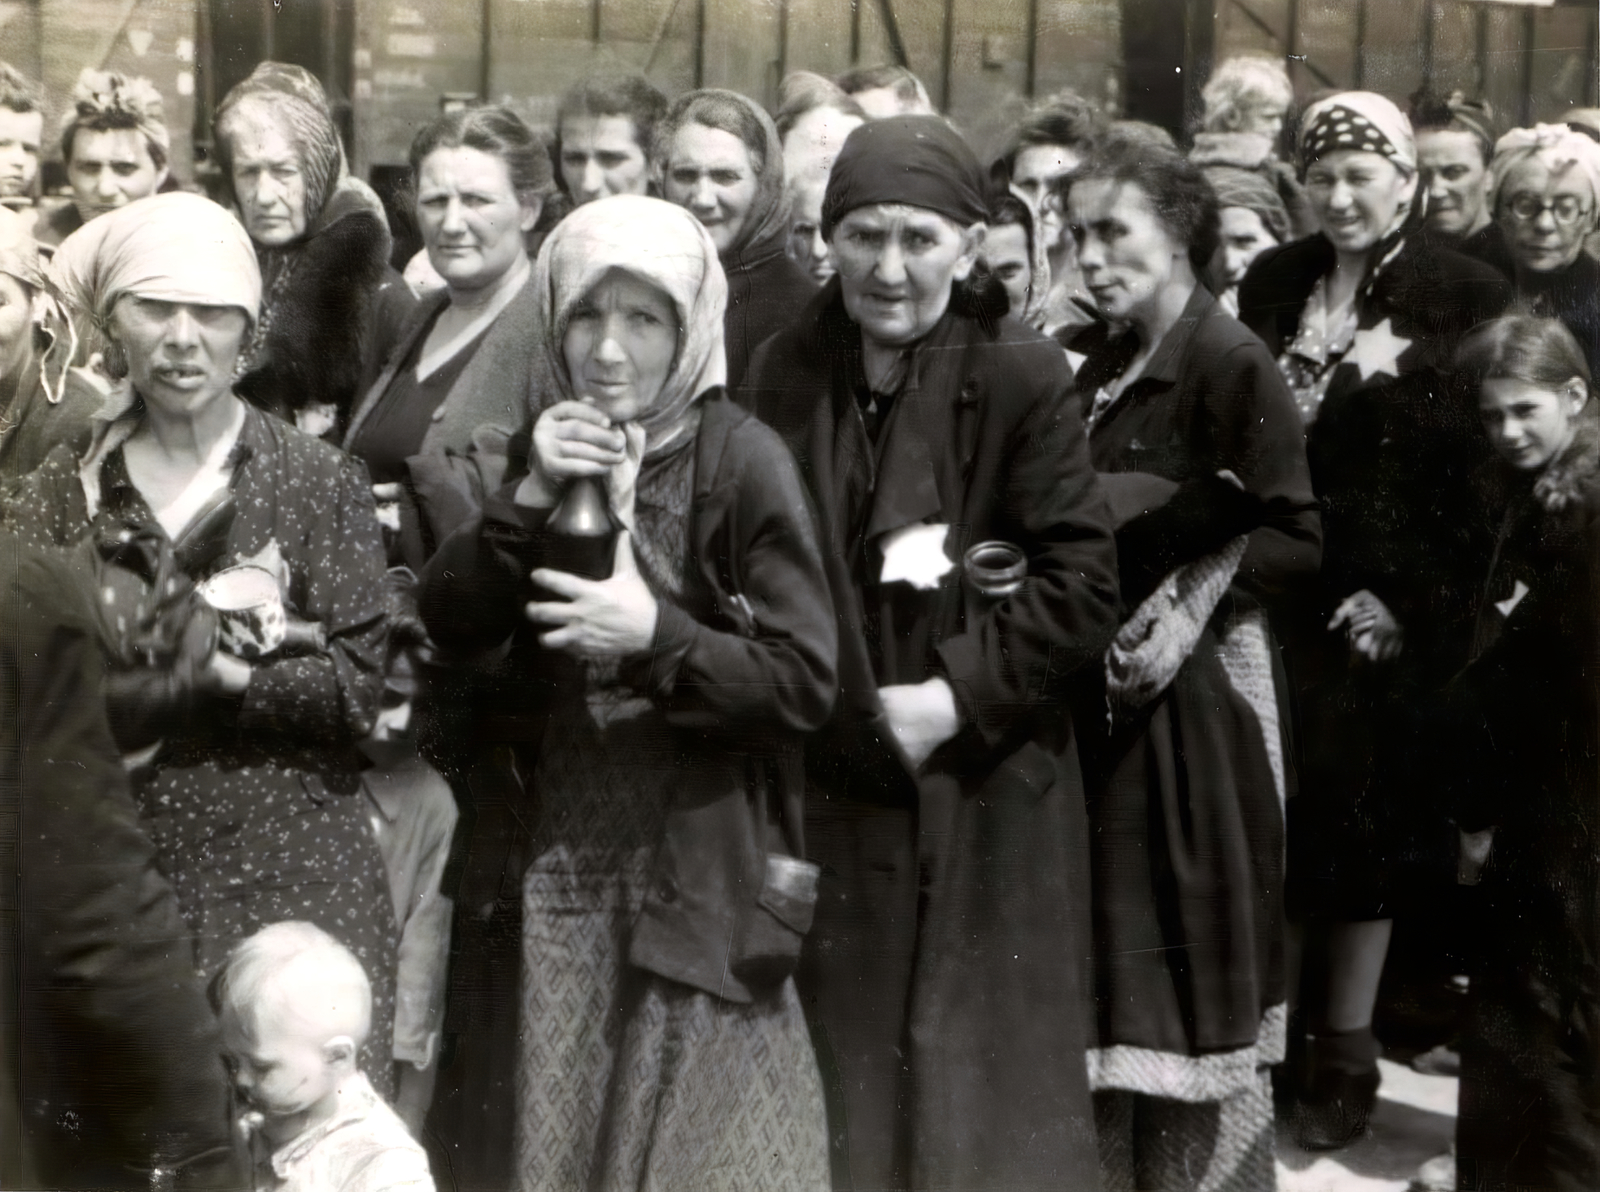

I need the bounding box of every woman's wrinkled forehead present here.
[570,265,684,330]
[1499,152,1597,200]
[832,201,970,236]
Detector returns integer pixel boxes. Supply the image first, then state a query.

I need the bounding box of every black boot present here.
[1293,1026,1381,1151]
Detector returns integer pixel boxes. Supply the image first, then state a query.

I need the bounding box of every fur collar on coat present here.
[236,185,393,424]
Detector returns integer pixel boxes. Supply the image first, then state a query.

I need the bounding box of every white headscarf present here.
[51,191,261,333]
[534,194,727,460]
[1489,123,1600,209]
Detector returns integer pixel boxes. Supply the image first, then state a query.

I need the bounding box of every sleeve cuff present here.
[636,599,698,699]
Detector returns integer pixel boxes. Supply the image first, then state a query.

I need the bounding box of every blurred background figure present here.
[0,64,43,217]
[214,62,412,438]
[552,73,666,206]
[1,539,241,1191]
[0,205,101,482]
[358,640,457,1135]
[1190,55,1315,240]
[36,69,170,248]
[656,89,812,388]
[1409,90,1496,244]
[774,72,866,288]
[1203,164,1290,315]
[980,192,1047,326]
[834,63,936,118]
[994,90,1104,337]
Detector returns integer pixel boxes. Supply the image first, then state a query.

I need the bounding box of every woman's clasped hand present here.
[526,530,658,657]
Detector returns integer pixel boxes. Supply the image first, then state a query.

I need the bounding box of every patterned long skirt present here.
[136,759,400,1097]
[514,843,829,1192]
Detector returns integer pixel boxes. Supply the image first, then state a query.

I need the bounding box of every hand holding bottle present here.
[526,532,659,657]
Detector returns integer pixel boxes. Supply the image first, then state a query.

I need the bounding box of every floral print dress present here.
[2,403,399,1092]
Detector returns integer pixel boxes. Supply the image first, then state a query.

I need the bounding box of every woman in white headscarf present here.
[1238,93,1512,1149]
[421,194,834,1190]
[1,191,400,1094]
[1462,123,1600,377]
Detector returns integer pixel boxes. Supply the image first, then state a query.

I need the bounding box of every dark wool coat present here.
[1068,286,1320,1071]
[723,242,817,392]
[0,359,103,486]
[1442,412,1600,1192]
[417,394,836,1185]
[740,283,1120,1192]
[0,543,238,1191]
[1238,233,1510,917]
[236,193,409,429]
[1459,221,1600,381]
[346,274,541,568]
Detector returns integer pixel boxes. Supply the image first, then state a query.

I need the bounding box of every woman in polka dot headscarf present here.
[1236,94,1513,1151]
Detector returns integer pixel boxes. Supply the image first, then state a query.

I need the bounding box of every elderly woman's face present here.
[785,177,833,286]
[417,146,538,294]
[226,112,309,248]
[562,269,680,424]
[1497,156,1597,275]
[663,124,760,256]
[1305,148,1416,257]
[111,295,248,417]
[833,203,981,348]
[1067,178,1189,328]
[0,273,34,383]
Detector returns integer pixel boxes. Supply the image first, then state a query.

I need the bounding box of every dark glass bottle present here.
[540,475,619,583]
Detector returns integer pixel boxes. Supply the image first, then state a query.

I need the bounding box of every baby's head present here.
[212,923,371,1135]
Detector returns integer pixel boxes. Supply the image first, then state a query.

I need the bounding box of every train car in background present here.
[2,0,1595,244]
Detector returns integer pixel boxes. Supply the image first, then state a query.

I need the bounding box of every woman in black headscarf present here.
[214,62,414,437]
[655,89,815,389]
[740,115,1120,1192]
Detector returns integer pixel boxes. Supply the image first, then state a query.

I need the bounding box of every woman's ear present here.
[951,222,987,283]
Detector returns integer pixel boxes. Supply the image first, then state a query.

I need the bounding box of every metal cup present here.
[200,564,287,660]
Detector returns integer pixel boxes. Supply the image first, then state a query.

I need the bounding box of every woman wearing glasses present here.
[1462,124,1600,377]
[1238,91,1510,1150]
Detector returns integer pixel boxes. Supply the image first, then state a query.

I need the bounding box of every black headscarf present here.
[821,115,989,238]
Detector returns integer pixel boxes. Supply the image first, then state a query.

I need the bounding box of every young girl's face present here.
[1479,376,1588,471]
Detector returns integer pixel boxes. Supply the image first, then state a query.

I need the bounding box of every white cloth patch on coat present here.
[879,523,953,590]
[1347,317,1411,381]
[1494,578,1530,619]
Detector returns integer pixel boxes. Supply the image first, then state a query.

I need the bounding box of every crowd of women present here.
[3,44,1600,1192]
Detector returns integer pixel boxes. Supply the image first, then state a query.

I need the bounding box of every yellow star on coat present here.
[1346,317,1412,381]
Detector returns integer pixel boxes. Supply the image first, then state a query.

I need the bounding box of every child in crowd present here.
[213,922,435,1192]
